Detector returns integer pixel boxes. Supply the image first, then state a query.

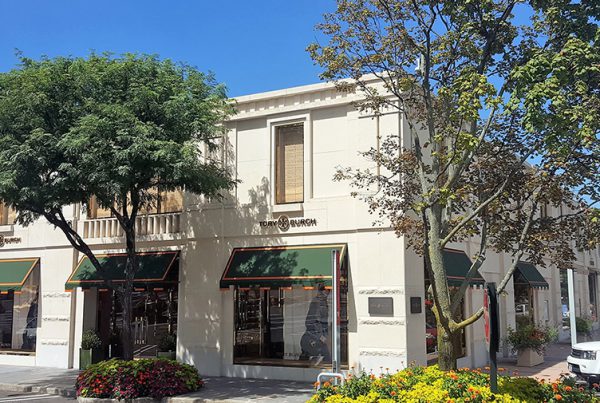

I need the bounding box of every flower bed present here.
[309,366,596,402]
[76,358,203,400]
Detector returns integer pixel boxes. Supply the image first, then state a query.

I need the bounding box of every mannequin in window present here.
[300,283,331,365]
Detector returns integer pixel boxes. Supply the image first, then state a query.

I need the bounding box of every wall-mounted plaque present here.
[410,296,422,314]
[368,297,394,316]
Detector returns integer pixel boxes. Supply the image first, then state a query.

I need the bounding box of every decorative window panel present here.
[275,124,304,204]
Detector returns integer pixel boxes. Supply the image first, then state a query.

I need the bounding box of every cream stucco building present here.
[0,81,597,381]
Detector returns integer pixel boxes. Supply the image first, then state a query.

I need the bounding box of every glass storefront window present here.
[233,284,348,368]
[589,273,597,322]
[560,269,570,329]
[96,287,178,358]
[0,267,39,353]
[513,272,534,328]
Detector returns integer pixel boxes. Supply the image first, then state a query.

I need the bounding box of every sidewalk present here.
[0,365,314,402]
[497,341,571,382]
[0,364,79,397]
[0,338,589,402]
[496,330,600,382]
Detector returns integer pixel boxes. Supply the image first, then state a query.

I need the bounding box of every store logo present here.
[259,215,317,231]
[0,235,22,247]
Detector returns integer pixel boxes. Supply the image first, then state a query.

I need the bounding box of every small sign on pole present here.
[484,282,499,393]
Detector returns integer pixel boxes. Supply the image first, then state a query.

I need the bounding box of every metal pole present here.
[568,268,577,346]
[332,250,340,374]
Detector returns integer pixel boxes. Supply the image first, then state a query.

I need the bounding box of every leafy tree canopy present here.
[309,0,599,369]
[0,53,234,227]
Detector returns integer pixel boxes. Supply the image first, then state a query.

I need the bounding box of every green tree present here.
[309,0,599,369]
[0,54,236,360]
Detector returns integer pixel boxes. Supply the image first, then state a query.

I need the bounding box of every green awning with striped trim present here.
[65,251,179,290]
[443,249,485,287]
[0,258,39,292]
[220,244,347,288]
[514,261,549,289]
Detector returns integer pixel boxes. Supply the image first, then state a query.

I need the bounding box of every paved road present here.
[0,392,73,403]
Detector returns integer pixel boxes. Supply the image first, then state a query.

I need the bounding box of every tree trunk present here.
[120,223,138,361]
[119,285,134,360]
[436,324,462,370]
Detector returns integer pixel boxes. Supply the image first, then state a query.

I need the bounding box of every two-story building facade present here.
[0,81,597,381]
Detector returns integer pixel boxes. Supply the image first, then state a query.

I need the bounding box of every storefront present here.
[424,250,485,362]
[219,244,348,369]
[512,261,549,327]
[66,251,179,358]
[0,258,39,354]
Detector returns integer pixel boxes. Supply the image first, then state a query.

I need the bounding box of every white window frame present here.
[268,113,312,212]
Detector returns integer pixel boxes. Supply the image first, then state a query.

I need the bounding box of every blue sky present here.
[0,1,335,97]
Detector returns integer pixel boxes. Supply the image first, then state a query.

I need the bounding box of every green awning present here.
[220,244,347,288]
[514,261,549,289]
[443,249,485,287]
[0,258,39,292]
[65,251,179,290]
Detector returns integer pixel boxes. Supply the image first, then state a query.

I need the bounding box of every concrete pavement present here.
[497,341,571,382]
[0,338,588,402]
[0,365,313,402]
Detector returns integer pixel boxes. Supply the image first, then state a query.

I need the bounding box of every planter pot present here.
[79,348,104,370]
[156,351,176,360]
[516,348,544,367]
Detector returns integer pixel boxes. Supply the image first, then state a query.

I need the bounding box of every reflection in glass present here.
[234,284,347,368]
[0,267,39,352]
[97,287,178,358]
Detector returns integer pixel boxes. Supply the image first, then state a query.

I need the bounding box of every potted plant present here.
[506,324,558,367]
[576,316,593,341]
[79,329,103,370]
[157,333,177,360]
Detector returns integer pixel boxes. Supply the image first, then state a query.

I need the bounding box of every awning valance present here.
[65,251,179,290]
[514,261,549,289]
[220,244,347,289]
[443,249,485,287]
[0,258,39,292]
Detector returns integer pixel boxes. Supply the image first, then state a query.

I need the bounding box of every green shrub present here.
[158,333,177,352]
[499,377,546,402]
[576,317,592,334]
[76,358,203,399]
[81,329,102,350]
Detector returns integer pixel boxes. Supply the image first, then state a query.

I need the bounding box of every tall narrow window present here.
[0,203,17,225]
[87,196,113,219]
[275,124,304,204]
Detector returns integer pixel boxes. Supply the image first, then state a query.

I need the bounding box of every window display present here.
[0,268,39,352]
[234,283,347,368]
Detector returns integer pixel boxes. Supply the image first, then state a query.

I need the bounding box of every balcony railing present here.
[82,213,182,239]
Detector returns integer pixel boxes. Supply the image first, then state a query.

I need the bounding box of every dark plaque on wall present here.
[410,296,422,314]
[368,297,394,316]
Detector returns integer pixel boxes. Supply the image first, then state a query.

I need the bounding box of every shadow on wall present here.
[178,129,357,377]
[179,174,292,374]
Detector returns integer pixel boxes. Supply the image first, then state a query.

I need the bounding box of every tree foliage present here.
[310,0,599,369]
[0,53,235,359]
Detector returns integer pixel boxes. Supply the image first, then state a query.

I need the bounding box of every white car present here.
[567,341,600,385]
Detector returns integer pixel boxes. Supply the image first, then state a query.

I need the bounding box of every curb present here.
[0,383,32,393]
[0,383,76,398]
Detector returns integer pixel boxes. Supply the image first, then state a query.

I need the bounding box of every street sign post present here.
[484,282,499,393]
